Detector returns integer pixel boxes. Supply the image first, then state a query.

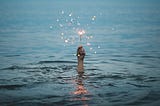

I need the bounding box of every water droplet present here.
[98,46,100,48]
[94,51,97,54]
[90,48,93,50]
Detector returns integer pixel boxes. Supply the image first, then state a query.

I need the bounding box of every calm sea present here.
[0,0,160,106]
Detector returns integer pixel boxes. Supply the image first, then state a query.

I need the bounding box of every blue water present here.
[0,0,160,106]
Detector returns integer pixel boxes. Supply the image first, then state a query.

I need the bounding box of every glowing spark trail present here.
[78,30,85,41]
[54,10,100,54]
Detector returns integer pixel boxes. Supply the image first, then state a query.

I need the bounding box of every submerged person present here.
[77,46,85,73]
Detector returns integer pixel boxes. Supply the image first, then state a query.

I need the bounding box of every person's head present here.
[77,46,85,60]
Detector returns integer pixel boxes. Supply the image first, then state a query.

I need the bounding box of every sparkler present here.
[78,29,85,41]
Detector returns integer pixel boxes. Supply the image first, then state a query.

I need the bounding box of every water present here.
[0,0,160,106]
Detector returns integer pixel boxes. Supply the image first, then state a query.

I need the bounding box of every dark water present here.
[0,0,160,106]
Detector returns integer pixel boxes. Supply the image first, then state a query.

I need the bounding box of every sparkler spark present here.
[92,16,96,21]
[55,11,99,54]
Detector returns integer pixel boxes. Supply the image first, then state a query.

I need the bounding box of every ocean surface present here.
[0,0,160,106]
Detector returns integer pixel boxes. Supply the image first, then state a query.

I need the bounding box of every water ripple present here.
[126,82,151,88]
[0,84,26,90]
[38,60,76,64]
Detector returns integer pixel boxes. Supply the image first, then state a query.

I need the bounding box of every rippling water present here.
[0,0,160,106]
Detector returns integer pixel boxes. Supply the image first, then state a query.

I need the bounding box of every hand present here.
[77,46,85,60]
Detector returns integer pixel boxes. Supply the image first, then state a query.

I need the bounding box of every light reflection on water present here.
[73,75,88,95]
[71,73,90,106]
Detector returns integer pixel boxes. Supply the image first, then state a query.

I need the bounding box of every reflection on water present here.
[71,72,90,106]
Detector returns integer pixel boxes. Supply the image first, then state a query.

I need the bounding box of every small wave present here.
[129,55,160,59]
[1,65,60,71]
[136,62,145,65]
[98,91,127,98]
[38,60,76,64]
[91,74,125,80]
[108,83,116,87]
[100,61,110,64]
[104,74,125,80]
[0,84,26,90]
[87,68,101,71]
[58,65,76,70]
[126,91,160,106]
[87,68,97,71]
[57,76,72,80]
[87,73,101,77]
[48,56,55,57]
[126,82,151,88]
[140,55,159,59]
[110,59,131,63]
[1,65,28,70]
[129,74,146,81]
[87,72,155,83]
[111,54,124,57]
[1,65,40,70]
[144,77,159,82]
[4,54,21,57]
